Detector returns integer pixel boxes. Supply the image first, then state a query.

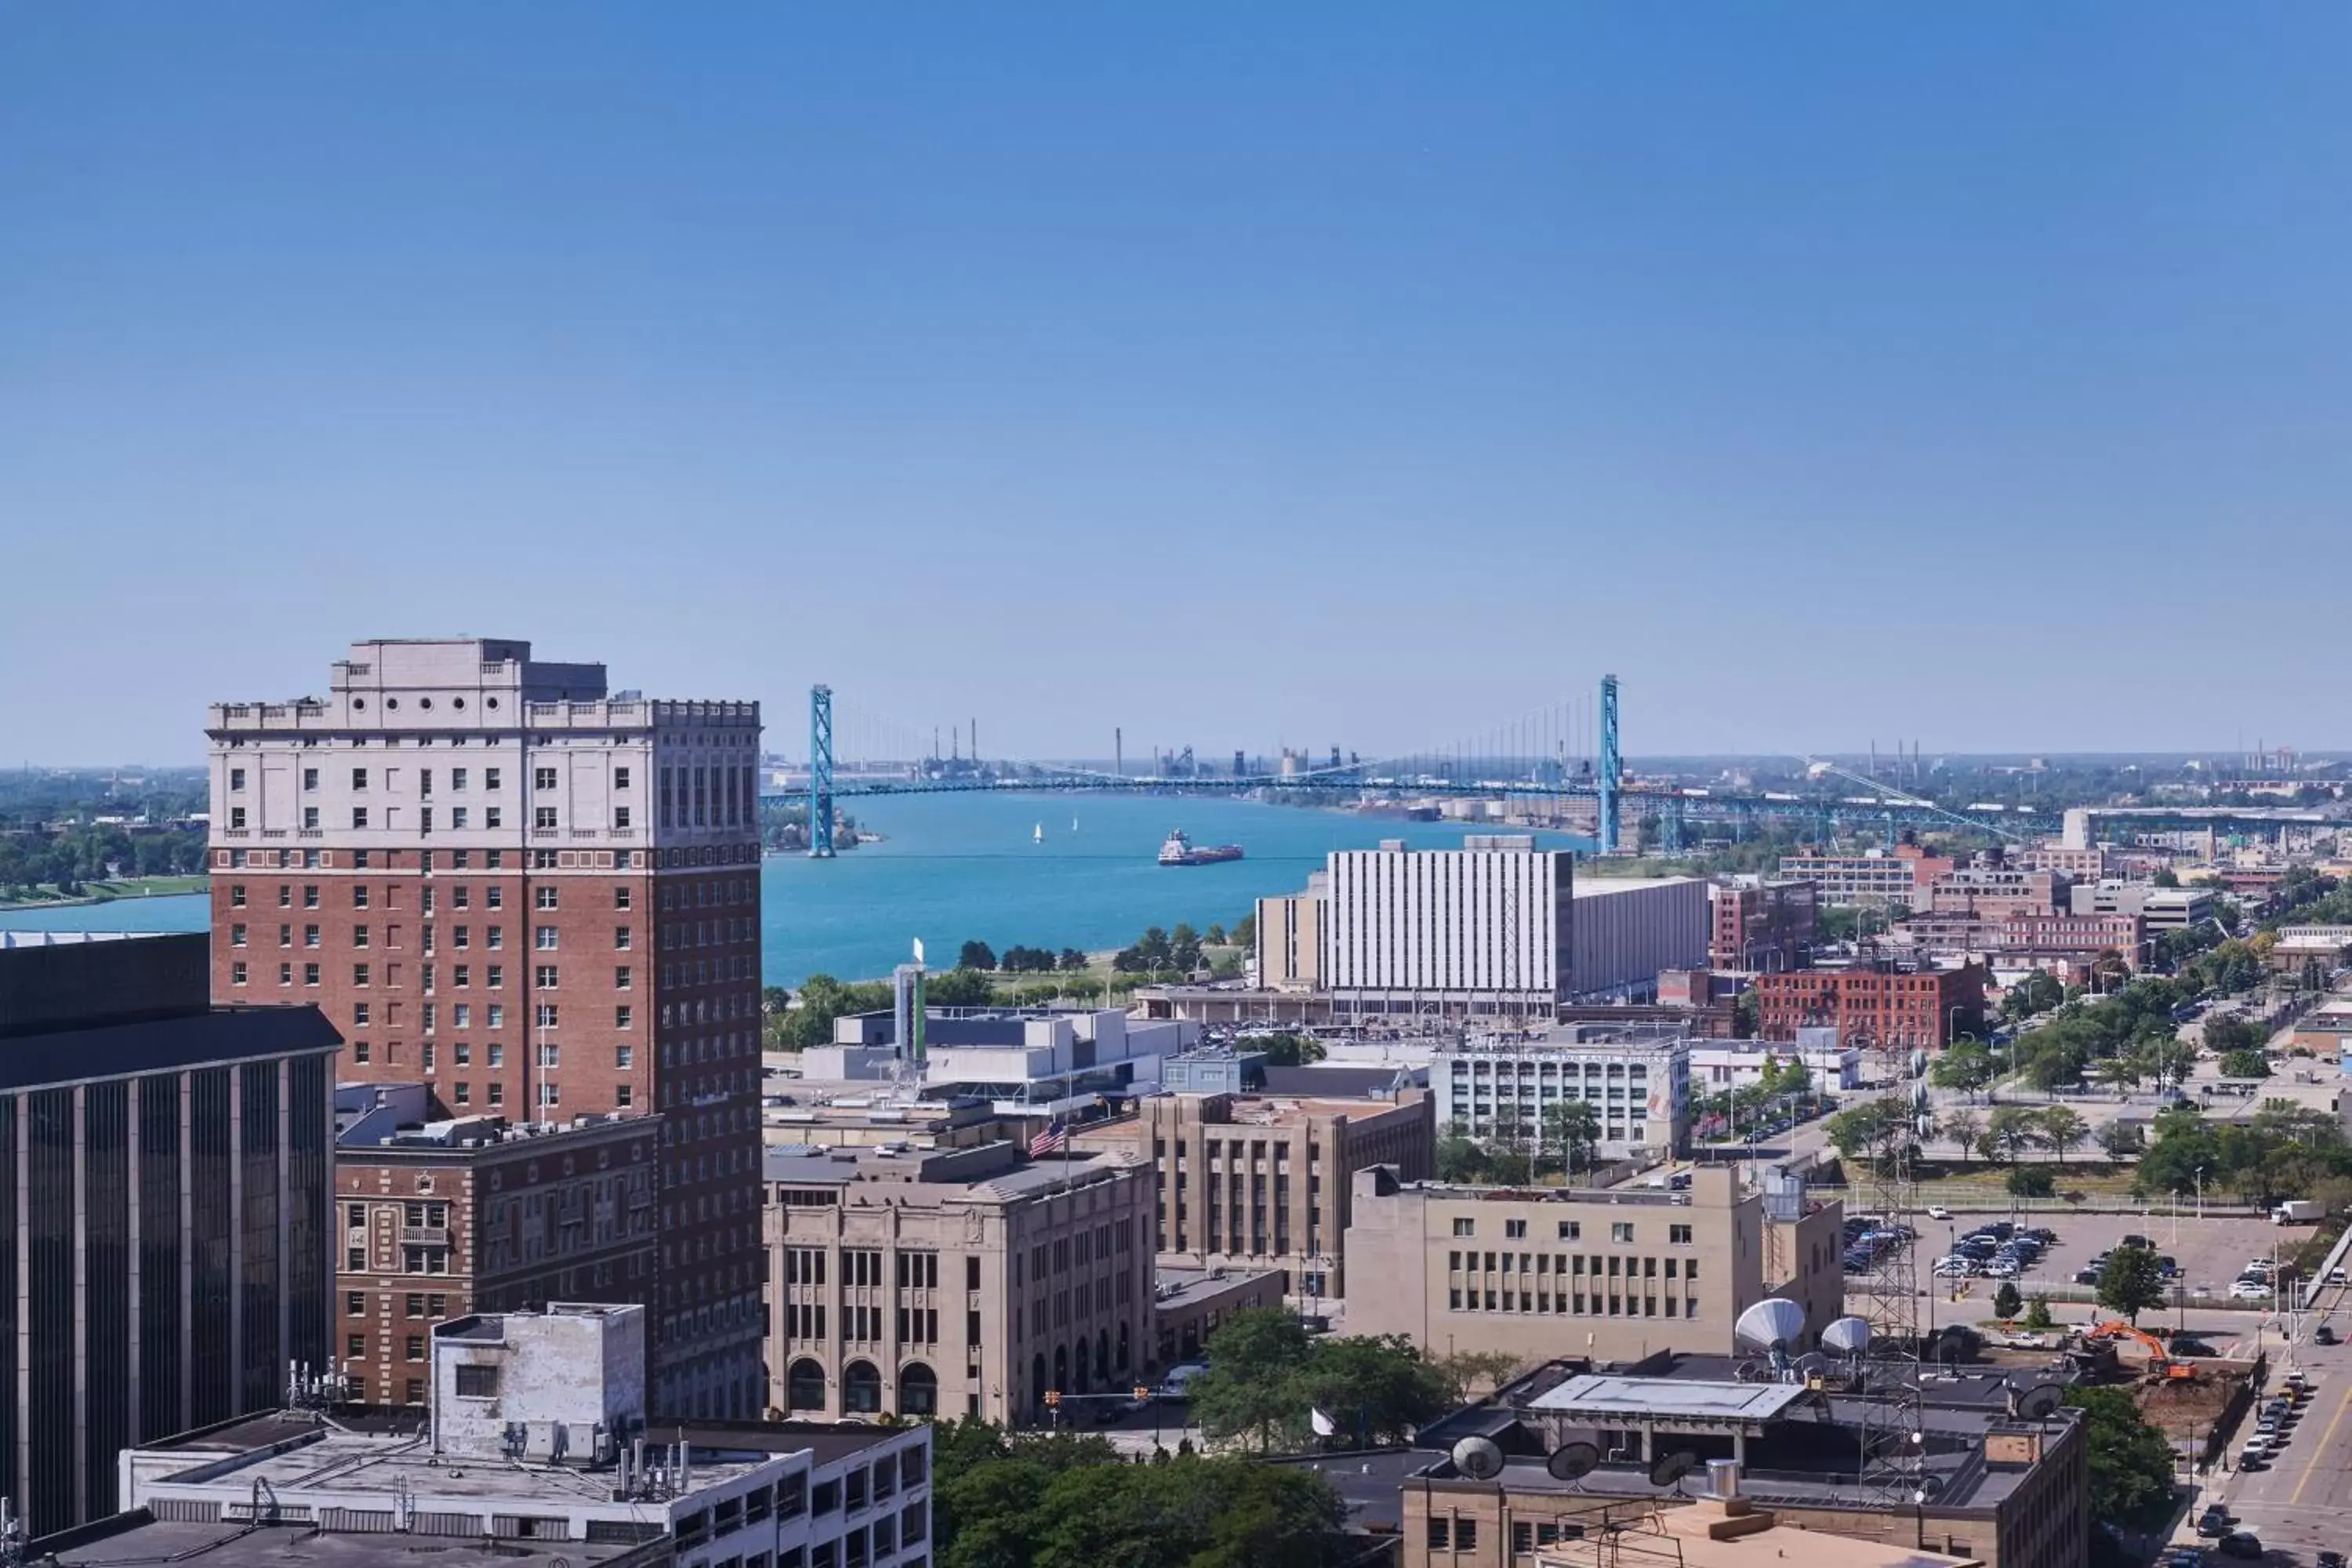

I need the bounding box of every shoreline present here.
[0,880,209,913]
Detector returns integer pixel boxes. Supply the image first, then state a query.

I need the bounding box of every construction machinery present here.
[2081,1319,2198,1381]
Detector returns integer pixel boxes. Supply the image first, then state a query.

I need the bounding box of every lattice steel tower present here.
[808,684,836,859]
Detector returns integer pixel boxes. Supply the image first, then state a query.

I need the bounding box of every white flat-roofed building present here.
[95,1301,931,1568]
[1690,1026,1859,1092]
[1325,836,1574,1015]
[1434,1022,1691,1156]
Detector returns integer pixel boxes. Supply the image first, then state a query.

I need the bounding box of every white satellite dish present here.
[1734,1298,1809,1355]
[1822,1316,1874,1356]
[1451,1436,1505,1481]
[1547,1441,1602,1483]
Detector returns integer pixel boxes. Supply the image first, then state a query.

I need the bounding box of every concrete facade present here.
[1255,889,1326,992]
[1323,837,1574,1013]
[1340,1166,1844,1364]
[1776,845,1954,909]
[1112,1083,1435,1297]
[763,1141,1155,1425]
[1433,1026,1691,1157]
[208,637,764,1420]
[1152,1267,1285,1363]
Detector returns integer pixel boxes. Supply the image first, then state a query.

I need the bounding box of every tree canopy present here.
[1188,1308,1454,1454]
[930,1417,1350,1568]
[2065,1385,2182,1533]
[2096,1245,2168,1323]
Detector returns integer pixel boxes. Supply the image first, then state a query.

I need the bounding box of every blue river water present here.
[0,793,1590,985]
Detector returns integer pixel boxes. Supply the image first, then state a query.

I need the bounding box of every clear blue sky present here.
[5,5,2348,764]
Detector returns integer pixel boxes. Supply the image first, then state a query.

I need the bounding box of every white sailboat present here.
[1033,822,1044,844]
[1070,816,1079,832]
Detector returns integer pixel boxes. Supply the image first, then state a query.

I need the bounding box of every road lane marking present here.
[2288,1383,2352,1508]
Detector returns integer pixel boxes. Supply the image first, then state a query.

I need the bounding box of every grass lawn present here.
[0,874,208,909]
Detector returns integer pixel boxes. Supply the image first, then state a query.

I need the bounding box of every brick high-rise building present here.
[206,637,764,1418]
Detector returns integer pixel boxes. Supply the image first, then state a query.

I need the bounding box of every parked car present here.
[2198,1508,2234,1538]
[2232,1281,2274,1301]
[2330,1268,2348,1288]
[2317,1325,2339,1346]
[2074,1269,2102,1286]
[2314,1550,2341,1568]
[1926,1206,1953,1221]
[2216,1534,2263,1560]
[2122,1233,2151,1249]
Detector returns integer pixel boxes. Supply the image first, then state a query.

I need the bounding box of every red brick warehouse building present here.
[1754,960,1987,1051]
[207,637,764,1419]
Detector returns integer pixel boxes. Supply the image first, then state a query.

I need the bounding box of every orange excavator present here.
[2081,1319,2198,1381]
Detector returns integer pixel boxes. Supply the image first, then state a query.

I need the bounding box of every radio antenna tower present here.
[1847,1024,1926,1508]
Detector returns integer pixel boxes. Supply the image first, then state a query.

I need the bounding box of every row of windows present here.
[229,764,508,794]
[1449,1287,1702,1317]
[1449,1250,1699,1278]
[1450,1217,1691,1243]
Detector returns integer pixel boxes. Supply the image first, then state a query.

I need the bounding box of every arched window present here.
[844,1359,882,1415]
[786,1359,826,1413]
[899,1362,938,1418]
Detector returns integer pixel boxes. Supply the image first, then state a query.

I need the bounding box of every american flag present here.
[1029,1119,1069,1157]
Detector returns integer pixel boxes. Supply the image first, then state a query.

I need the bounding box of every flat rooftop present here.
[1574,877,1703,895]
[1527,1377,1811,1425]
[1154,1267,1281,1310]
[42,1519,641,1566]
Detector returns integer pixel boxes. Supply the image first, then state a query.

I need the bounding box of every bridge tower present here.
[808,684,836,859]
[1598,673,1621,854]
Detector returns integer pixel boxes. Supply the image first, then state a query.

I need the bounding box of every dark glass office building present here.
[0,932,339,1537]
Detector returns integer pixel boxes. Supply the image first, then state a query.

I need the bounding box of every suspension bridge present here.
[781,677,2063,858]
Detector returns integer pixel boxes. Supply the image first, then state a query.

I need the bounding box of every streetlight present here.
[2195,1166,2206,1222]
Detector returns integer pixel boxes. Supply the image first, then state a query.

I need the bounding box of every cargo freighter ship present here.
[1157,829,1243,866]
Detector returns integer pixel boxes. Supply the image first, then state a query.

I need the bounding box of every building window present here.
[535,767,557,791]
[1670,1225,1693,1245]
[536,926,559,950]
[615,806,632,829]
[615,926,632,949]
[1612,1223,1634,1243]
[615,1006,633,1030]
[1452,1218,1475,1237]
[614,965,633,989]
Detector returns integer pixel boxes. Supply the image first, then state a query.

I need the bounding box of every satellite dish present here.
[1734,1298,1809,1355]
[2017,1383,2065,1421]
[1822,1316,1874,1357]
[1733,1358,1768,1383]
[1548,1441,1602,1483]
[1452,1436,1505,1481]
[1649,1450,1700,1492]
[1792,1352,1832,1381]
[1917,1473,1947,1501]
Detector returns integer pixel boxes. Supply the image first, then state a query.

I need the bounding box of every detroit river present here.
[0,793,1590,986]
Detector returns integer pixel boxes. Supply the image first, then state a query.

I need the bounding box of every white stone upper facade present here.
[206,637,760,860]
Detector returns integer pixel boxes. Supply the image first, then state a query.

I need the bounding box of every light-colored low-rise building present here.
[1152,1266,1285,1363]
[1434,1024,1693,1158]
[92,1301,932,1568]
[762,1139,1156,1426]
[2068,880,2217,931]
[1341,1165,1843,1364]
[1091,1080,1433,1298]
[1691,1027,1859,1093]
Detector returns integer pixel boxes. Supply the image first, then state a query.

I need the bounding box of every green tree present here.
[1433,1351,1527,1405]
[2091,1055,2140,1100]
[1203,923,1227,946]
[1940,1109,1984,1158]
[1993,1280,2024,1320]
[2022,1296,2055,1330]
[1824,1097,1915,1169]
[1189,1308,1315,1454]
[1984,1105,2041,1165]
[2220,1047,2270,1080]
[2204,1014,2261,1054]
[1231,911,1255,950]
[1541,1098,1603,1178]
[2007,1164,2056,1199]
[1134,927,1174,970]
[2038,1106,2089,1163]
[957,939,998,971]
[2096,1245,2168,1324]
[1297,1334,1452,1446]
[2152,868,2181,888]
[2065,1385,2182,1532]
[2005,971,2066,1018]
[1169,923,1203,972]
[1057,947,1088,972]
[1256,1033,1327,1068]
[1930,1041,1998,1101]
[1433,1119,1490,1183]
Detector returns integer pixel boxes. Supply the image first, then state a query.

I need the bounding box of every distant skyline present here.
[7,5,2350,760]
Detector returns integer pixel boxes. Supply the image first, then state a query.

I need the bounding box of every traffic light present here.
[1044,1390,1062,1408]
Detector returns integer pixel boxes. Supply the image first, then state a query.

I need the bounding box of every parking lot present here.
[1894,1208,2323,1322]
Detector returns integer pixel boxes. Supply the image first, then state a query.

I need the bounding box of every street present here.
[2180,1274,2352,1565]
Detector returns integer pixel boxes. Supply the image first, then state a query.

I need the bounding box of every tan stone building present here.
[333,1098,659,1407]
[763,1140,1156,1425]
[1091,1084,1434,1298]
[1398,1363,2085,1568]
[1340,1165,1844,1363]
[1255,890,1325,991]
